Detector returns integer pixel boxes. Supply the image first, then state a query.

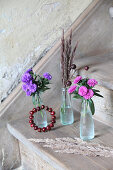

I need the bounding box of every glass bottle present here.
[60,88,74,125]
[80,99,94,141]
[32,93,47,128]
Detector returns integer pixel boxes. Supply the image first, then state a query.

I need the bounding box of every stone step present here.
[13,166,22,170]
[1,0,113,169]
[71,0,113,91]
[7,116,113,170]
[70,0,113,126]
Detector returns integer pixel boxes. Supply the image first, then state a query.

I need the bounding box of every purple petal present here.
[25,68,32,73]
[29,83,37,93]
[43,72,52,80]
[21,73,32,83]
[22,84,28,92]
[26,90,32,96]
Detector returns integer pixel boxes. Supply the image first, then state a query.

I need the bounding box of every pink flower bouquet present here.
[68,76,103,115]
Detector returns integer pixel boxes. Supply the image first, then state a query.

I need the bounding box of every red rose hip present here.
[66,81,72,86]
[45,106,49,110]
[37,107,40,111]
[52,116,56,119]
[50,123,54,127]
[52,120,56,123]
[32,108,37,112]
[41,105,45,109]
[49,108,52,112]
[71,64,76,69]
[29,111,34,115]
[29,115,34,119]
[46,125,51,131]
[51,111,55,115]
[84,66,89,71]
[34,126,38,130]
[30,124,35,127]
[38,128,42,132]
[29,120,33,123]
[42,127,46,132]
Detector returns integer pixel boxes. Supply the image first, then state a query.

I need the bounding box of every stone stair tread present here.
[2,0,113,169]
[76,52,113,90]
[7,116,113,170]
[71,0,113,90]
[13,166,22,170]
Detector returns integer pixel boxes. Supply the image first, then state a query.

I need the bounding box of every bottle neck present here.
[81,99,91,116]
[32,92,42,107]
[61,87,71,106]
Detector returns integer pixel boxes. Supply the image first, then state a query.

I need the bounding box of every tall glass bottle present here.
[80,100,94,141]
[32,93,47,128]
[60,88,74,125]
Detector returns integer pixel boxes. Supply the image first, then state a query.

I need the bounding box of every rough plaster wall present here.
[0,0,93,103]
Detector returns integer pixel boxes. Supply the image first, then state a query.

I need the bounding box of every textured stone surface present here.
[93,85,113,127]
[0,128,21,170]
[20,142,55,170]
[14,167,22,170]
[2,0,113,169]
[0,0,92,103]
[7,116,113,170]
[0,92,30,170]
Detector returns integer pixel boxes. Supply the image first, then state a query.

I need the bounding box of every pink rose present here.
[74,76,82,84]
[87,79,98,87]
[83,89,94,100]
[78,86,88,96]
[68,85,77,94]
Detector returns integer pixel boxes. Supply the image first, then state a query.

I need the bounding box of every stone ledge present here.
[7,122,67,170]
[19,142,55,170]
[7,116,113,170]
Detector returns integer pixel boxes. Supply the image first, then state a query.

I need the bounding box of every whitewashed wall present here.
[0,0,93,103]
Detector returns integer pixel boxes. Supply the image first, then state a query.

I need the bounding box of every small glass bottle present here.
[80,99,94,141]
[60,88,74,125]
[32,93,47,128]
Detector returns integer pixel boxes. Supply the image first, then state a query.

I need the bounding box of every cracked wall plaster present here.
[0,0,93,103]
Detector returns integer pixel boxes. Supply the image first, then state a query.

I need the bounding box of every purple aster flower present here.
[83,89,94,100]
[43,72,52,80]
[22,84,29,92]
[74,76,82,84]
[26,90,32,96]
[68,85,77,94]
[87,79,98,87]
[28,81,37,93]
[21,73,32,84]
[25,68,32,73]
[78,86,88,96]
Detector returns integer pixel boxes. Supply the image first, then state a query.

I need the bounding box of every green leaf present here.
[73,94,83,99]
[94,92,103,98]
[76,86,79,92]
[93,89,100,92]
[73,96,81,99]
[88,99,95,115]
[33,74,37,80]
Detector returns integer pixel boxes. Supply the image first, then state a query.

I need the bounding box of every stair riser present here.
[19,142,56,170]
[93,85,113,127]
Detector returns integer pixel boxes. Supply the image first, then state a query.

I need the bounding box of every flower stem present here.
[37,95,43,118]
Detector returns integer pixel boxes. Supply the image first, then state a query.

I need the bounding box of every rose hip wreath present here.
[29,105,56,132]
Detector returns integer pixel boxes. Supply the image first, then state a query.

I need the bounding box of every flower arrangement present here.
[21,69,52,96]
[21,69,54,131]
[61,30,78,88]
[68,76,103,115]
